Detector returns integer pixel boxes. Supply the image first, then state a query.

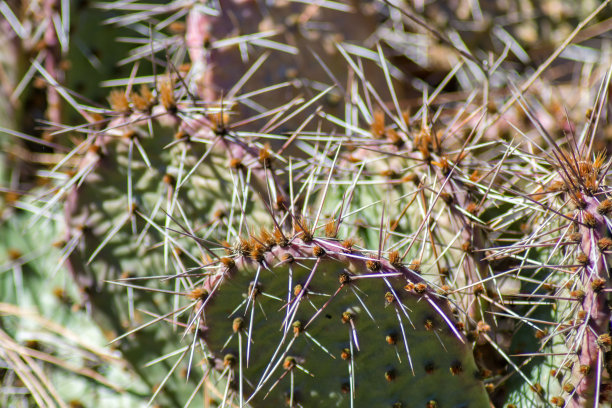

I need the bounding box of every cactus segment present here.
[198,237,490,407]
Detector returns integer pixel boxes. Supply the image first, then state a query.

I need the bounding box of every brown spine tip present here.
[250,244,265,263]
[385,333,397,345]
[414,283,428,294]
[232,317,244,333]
[108,89,130,113]
[159,80,176,112]
[223,354,236,367]
[259,228,275,249]
[324,219,337,238]
[389,250,402,267]
[424,319,434,331]
[550,397,565,407]
[293,284,304,297]
[449,360,463,375]
[281,253,294,264]
[220,257,235,270]
[341,238,356,252]
[384,369,396,382]
[597,198,612,215]
[187,287,209,301]
[370,110,385,139]
[591,278,606,293]
[366,259,382,272]
[131,85,155,112]
[530,383,543,395]
[258,143,273,167]
[312,245,326,257]
[293,216,313,242]
[596,334,611,348]
[229,158,244,170]
[283,356,296,370]
[582,212,597,228]
[341,311,354,324]
[597,237,612,252]
[339,272,351,285]
[576,253,589,266]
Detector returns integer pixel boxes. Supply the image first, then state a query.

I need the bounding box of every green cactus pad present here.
[199,239,490,407]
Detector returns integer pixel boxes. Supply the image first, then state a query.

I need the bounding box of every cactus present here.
[59,88,269,406]
[194,231,489,407]
[505,136,612,406]
[0,210,149,407]
[2,0,612,407]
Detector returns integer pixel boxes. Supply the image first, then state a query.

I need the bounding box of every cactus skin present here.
[197,235,489,407]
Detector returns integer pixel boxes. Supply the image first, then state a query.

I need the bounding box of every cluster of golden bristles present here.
[108,81,176,115]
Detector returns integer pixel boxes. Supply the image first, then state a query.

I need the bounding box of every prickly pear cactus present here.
[503,118,612,407]
[197,235,490,407]
[6,0,612,407]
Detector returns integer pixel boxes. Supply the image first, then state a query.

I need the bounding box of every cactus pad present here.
[198,238,490,407]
